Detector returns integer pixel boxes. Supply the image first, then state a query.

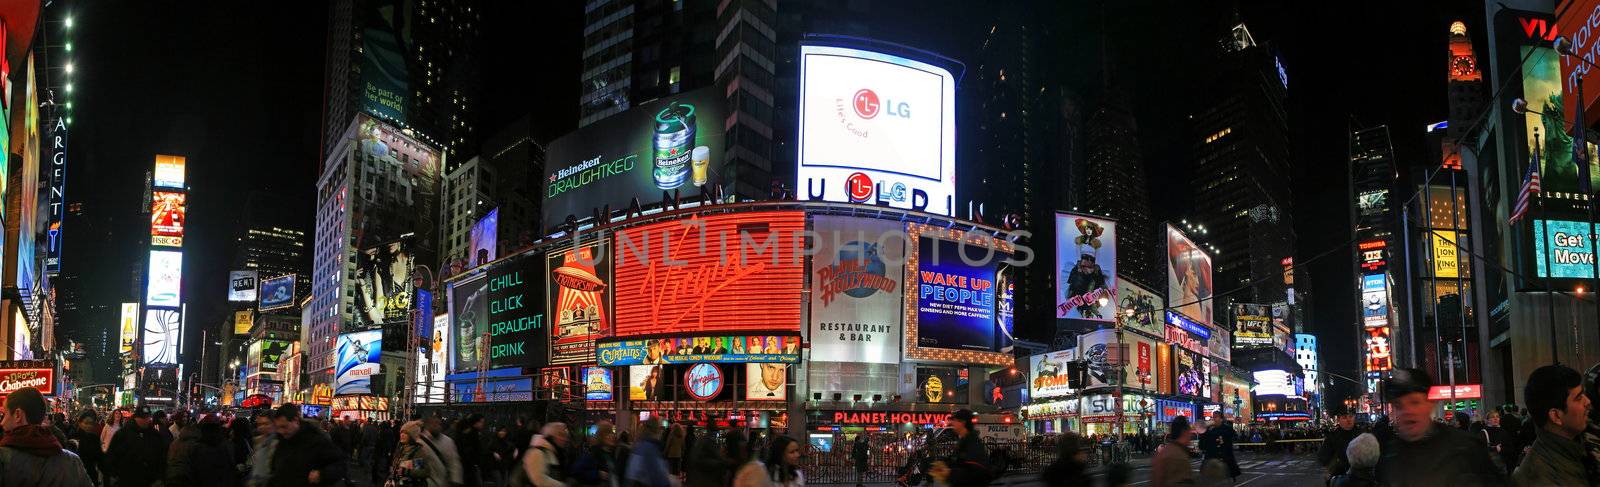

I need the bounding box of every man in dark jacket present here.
[106,409,169,487]
[267,405,348,486]
[947,409,990,487]
[1374,368,1505,486]
[457,414,487,487]
[69,410,105,485]
[1512,364,1597,485]
[1318,408,1365,476]
[0,387,94,486]
[1198,411,1241,481]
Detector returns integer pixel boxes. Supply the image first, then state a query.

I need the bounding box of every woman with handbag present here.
[390,421,448,487]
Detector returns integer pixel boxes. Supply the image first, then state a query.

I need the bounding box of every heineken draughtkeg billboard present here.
[543,87,728,230]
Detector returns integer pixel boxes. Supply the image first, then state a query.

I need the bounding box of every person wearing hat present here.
[1039,432,1090,487]
[945,409,991,487]
[1512,364,1597,486]
[1317,406,1365,477]
[0,386,94,486]
[1149,415,1194,487]
[106,408,170,487]
[1373,367,1504,486]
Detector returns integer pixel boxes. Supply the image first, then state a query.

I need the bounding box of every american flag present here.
[1509,154,1540,224]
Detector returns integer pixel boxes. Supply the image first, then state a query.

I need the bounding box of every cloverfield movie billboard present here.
[542,87,727,229]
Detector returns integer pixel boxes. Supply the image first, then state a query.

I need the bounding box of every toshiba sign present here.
[0,367,53,397]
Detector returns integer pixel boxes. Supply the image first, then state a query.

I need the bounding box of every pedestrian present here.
[1374,368,1504,486]
[945,409,989,487]
[1317,407,1364,477]
[1512,364,1597,485]
[1479,409,1510,474]
[0,387,94,487]
[664,424,686,474]
[1454,411,1473,431]
[625,419,675,487]
[575,422,625,487]
[1149,415,1194,487]
[851,434,870,487]
[70,410,105,485]
[265,404,348,486]
[763,436,804,487]
[98,413,119,455]
[490,426,519,486]
[685,425,731,487]
[1498,405,1526,469]
[106,409,170,487]
[521,422,571,487]
[165,411,202,485]
[1038,432,1090,487]
[168,415,238,487]
[361,417,379,468]
[425,416,465,486]
[376,420,400,485]
[393,420,448,487]
[247,413,280,487]
[457,414,487,487]
[1329,433,1379,487]
[1197,411,1240,483]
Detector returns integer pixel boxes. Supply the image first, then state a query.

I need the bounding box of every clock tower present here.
[1445,21,1486,145]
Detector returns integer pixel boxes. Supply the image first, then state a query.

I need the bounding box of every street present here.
[803,451,1327,487]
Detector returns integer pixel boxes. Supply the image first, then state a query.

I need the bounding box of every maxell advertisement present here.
[542,87,727,228]
[1115,278,1162,338]
[1028,349,1075,399]
[141,308,181,365]
[548,242,610,364]
[746,363,787,401]
[797,45,957,216]
[486,255,546,369]
[1232,303,1272,347]
[146,250,183,308]
[1056,213,1116,321]
[906,224,1014,365]
[353,241,414,329]
[150,191,186,247]
[450,274,489,372]
[596,335,801,366]
[612,212,805,337]
[916,365,967,403]
[229,270,258,303]
[1361,274,1390,327]
[1166,225,1214,325]
[809,216,904,364]
[335,330,382,395]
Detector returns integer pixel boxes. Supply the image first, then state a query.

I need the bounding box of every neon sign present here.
[684,364,724,401]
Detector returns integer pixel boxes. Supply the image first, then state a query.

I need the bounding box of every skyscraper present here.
[235,191,311,293]
[1349,125,1400,400]
[578,0,718,127]
[1084,84,1159,289]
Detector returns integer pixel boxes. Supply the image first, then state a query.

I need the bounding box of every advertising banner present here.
[141,308,181,365]
[583,366,613,401]
[1080,393,1151,421]
[1156,343,1173,395]
[417,315,450,404]
[229,271,258,303]
[1232,303,1272,346]
[1056,213,1116,321]
[682,364,725,401]
[1207,328,1232,363]
[0,366,53,398]
[916,365,968,403]
[360,0,410,124]
[450,274,489,372]
[548,242,609,365]
[46,115,66,276]
[1175,348,1203,397]
[354,241,414,329]
[796,45,956,215]
[449,368,534,403]
[612,212,805,337]
[335,330,382,395]
[258,340,290,373]
[1079,329,1120,389]
[630,365,665,401]
[542,87,727,228]
[1362,274,1389,327]
[905,224,1015,365]
[469,208,499,267]
[1166,225,1213,325]
[1534,220,1597,278]
[1028,349,1075,399]
[119,303,138,354]
[747,363,788,401]
[146,250,183,308]
[486,256,546,369]
[234,310,254,336]
[809,215,904,364]
[1366,327,1393,372]
[1133,339,1154,391]
[258,275,296,311]
[150,191,185,247]
[153,154,186,189]
[596,335,800,366]
[1432,231,1460,278]
[1253,369,1298,397]
[1115,278,1162,337]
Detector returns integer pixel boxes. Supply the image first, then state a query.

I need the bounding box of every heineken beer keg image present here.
[652,102,697,190]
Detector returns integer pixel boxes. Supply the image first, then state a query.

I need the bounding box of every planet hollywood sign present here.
[829,411,951,426]
[0,367,54,397]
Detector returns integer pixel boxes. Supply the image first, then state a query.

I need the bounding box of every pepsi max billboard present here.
[542,87,727,230]
[797,45,957,215]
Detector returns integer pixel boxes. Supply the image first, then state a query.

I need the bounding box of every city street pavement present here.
[812,451,1325,487]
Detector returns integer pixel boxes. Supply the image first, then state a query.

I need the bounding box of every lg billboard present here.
[797,45,956,216]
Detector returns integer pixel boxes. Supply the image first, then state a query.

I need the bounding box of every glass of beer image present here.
[691,146,710,186]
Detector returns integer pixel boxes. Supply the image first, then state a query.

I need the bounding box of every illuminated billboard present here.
[1362,274,1389,327]
[1534,220,1597,278]
[595,335,800,366]
[1056,213,1116,321]
[0,366,53,398]
[797,45,956,215]
[1175,348,1202,397]
[916,366,968,403]
[469,208,498,267]
[485,256,546,369]
[257,340,290,373]
[1253,369,1298,397]
[119,303,138,354]
[583,366,613,401]
[904,223,1015,366]
[542,87,727,228]
[1079,329,1122,389]
[145,250,183,308]
[1232,303,1272,347]
[1432,231,1460,278]
[229,270,258,302]
[747,363,787,401]
[234,310,254,336]
[1028,349,1074,399]
[1115,278,1162,337]
[1366,327,1392,372]
[258,274,296,310]
[353,241,413,329]
[630,365,663,401]
[808,216,904,364]
[141,308,181,365]
[335,330,382,395]
[547,242,610,365]
[360,2,409,124]
[153,154,186,189]
[150,191,186,247]
[612,212,805,337]
[1166,225,1213,325]
[450,274,489,372]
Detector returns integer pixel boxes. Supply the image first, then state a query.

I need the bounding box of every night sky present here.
[68,1,1478,401]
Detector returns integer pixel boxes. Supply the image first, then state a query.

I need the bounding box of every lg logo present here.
[852,88,910,119]
[846,172,874,203]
